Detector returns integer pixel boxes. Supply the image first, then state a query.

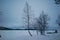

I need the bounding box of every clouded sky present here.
[0,0,60,28]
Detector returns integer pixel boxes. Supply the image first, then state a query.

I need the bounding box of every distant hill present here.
[0,26,59,30]
[0,26,12,30]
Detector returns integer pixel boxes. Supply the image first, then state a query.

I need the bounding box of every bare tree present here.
[23,1,33,36]
[55,0,60,4]
[56,15,60,27]
[35,11,49,35]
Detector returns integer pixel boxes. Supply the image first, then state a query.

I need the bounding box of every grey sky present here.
[0,0,60,28]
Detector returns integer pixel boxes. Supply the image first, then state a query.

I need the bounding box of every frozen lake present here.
[0,30,60,40]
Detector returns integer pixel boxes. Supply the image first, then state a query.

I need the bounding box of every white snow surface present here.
[0,30,60,40]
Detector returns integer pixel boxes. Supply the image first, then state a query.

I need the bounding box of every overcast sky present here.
[0,0,60,28]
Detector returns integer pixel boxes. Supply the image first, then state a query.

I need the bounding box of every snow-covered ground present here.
[0,30,60,40]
